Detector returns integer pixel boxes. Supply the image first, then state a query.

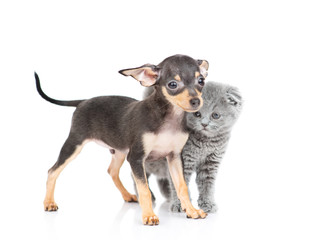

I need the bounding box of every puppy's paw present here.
[142,214,159,226]
[198,200,218,213]
[185,207,207,219]
[123,193,138,203]
[170,200,182,212]
[44,201,58,211]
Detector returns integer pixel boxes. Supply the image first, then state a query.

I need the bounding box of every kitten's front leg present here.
[196,153,222,213]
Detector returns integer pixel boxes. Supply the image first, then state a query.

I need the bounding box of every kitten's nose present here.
[190,98,200,108]
[201,123,208,128]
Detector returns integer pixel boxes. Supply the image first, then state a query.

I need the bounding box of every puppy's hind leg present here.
[44,135,88,211]
[107,150,137,202]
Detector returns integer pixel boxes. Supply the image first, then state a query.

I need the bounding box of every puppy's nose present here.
[190,98,200,108]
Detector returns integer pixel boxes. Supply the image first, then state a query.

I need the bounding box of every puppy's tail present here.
[35,72,84,107]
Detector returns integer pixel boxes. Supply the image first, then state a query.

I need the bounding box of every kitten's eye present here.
[194,111,201,118]
[211,112,220,119]
[198,77,205,86]
[167,81,178,89]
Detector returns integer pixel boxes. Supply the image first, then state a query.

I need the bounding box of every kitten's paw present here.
[198,200,218,213]
[170,200,182,212]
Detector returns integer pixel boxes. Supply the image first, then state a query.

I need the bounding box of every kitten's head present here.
[186,81,242,137]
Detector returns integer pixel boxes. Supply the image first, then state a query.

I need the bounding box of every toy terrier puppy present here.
[35,54,209,225]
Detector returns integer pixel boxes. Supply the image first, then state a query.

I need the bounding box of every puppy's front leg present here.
[167,154,207,219]
[133,175,159,225]
[128,149,159,225]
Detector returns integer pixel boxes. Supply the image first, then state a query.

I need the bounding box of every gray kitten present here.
[142,81,242,213]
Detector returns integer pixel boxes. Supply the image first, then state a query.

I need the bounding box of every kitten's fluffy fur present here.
[142,81,243,213]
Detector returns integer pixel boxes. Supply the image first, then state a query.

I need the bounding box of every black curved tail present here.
[35,72,84,107]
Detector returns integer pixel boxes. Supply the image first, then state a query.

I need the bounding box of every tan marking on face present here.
[167,156,207,219]
[107,150,137,202]
[194,87,203,95]
[195,71,201,78]
[162,87,203,112]
[43,140,89,211]
[133,176,159,225]
[174,74,181,81]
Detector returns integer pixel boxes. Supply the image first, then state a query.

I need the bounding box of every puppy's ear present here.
[196,59,209,78]
[119,64,161,87]
[226,87,242,107]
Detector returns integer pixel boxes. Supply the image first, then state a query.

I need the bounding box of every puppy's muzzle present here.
[190,98,200,108]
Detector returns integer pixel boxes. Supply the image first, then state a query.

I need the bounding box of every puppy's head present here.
[119,54,209,112]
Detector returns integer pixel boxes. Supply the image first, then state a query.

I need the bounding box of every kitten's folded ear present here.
[226,87,242,107]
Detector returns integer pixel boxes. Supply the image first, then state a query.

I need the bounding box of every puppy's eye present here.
[167,81,178,89]
[211,112,220,119]
[194,111,201,118]
[198,77,205,86]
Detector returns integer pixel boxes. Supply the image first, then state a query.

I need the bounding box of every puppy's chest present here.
[143,130,188,158]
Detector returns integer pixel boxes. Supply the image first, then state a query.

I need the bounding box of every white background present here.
[0,0,316,239]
